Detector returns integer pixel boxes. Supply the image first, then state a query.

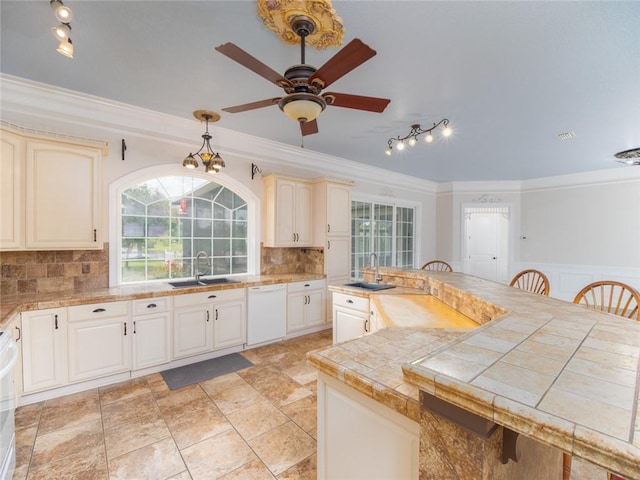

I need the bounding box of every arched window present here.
[111,169,257,285]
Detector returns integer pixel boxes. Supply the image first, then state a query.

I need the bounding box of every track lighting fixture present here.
[50,0,74,58]
[385,119,451,156]
[182,110,225,173]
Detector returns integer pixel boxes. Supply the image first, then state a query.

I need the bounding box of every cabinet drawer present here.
[288,279,326,293]
[333,293,369,312]
[173,287,246,308]
[68,300,129,322]
[132,296,171,316]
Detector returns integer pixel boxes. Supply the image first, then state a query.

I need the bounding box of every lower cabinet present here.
[317,372,419,479]
[131,297,172,371]
[21,307,67,394]
[332,292,370,343]
[287,279,326,333]
[67,301,131,383]
[173,288,246,359]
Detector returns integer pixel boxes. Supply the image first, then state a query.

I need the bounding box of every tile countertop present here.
[0,273,325,327]
[312,268,640,479]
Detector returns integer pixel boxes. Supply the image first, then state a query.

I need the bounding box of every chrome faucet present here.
[194,251,211,282]
[369,252,383,284]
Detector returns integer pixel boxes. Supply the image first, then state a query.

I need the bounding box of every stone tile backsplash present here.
[0,243,324,295]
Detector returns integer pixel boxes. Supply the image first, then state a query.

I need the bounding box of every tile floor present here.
[12,329,332,480]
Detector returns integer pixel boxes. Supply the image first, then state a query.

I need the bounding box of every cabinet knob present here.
[346,299,353,304]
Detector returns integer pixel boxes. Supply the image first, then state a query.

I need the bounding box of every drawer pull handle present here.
[133,321,137,334]
[346,299,354,304]
[124,322,127,336]
[15,325,21,341]
[206,311,210,322]
[93,308,106,313]
[54,314,59,330]
[208,295,217,299]
[304,283,310,287]
[146,303,157,309]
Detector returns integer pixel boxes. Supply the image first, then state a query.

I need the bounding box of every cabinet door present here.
[21,308,67,393]
[173,305,213,359]
[295,182,313,245]
[25,140,101,249]
[333,307,367,344]
[326,236,351,279]
[132,312,171,370]
[307,290,326,327]
[8,315,24,398]
[326,183,351,236]
[275,179,297,246]
[287,292,307,332]
[0,130,24,250]
[213,300,246,349]
[67,316,131,382]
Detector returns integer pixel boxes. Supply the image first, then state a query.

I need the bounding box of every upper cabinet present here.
[0,128,105,251]
[0,130,24,250]
[263,175,313,247]
[313,180,352,239]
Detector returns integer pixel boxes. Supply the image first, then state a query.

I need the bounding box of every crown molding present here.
[436,180,523,195]
[0,74,437,193]
[520,166,640,192]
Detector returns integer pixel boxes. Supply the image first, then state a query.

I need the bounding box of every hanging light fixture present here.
[50,0,73,22]
[614,148,640,166]
[56,38,74,58]
[182,110,225,173]
[385,119,451,156]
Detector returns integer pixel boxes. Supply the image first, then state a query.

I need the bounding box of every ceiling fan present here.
[215,15,391,136]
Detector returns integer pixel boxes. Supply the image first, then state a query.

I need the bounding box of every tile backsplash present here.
[1,243,324,295]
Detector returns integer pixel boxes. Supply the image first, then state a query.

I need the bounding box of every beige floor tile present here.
[108,437,186,480]
[38,389,101,435]
[276,453,316,479]
[239,366,313,407]
[164,401,233,449]
[181,429,257,480]
[100,376,151,404]
[249,422,316,476]
[201,373,262,415]
[167,471,194,480]
[104,409,171,459]
[14,425,37,473]
[26,447,108,480]
[30,418,104,469]
[14,401,43,430]
[218,458,276,480]
[226,397,289,440]
[281,395,317,437]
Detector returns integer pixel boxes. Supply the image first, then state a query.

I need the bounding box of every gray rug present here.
[160,353,253,390]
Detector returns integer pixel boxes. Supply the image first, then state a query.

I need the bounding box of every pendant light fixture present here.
[182,110,225,173]
[50,0,74,58]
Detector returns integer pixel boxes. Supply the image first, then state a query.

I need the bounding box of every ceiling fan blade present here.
[324,92,391,113]
[309,39,377,89]
[215,43,291,88]
[222,98,281,113]
[300,119,319,136]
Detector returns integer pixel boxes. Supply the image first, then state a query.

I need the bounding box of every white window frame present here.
[108,165,260,287]
[351,193,421,280]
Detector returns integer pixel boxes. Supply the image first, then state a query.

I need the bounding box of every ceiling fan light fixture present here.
[279,93,326,123]
[614,147,640,166]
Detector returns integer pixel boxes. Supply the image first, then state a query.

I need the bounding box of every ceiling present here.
[1,1,638,182]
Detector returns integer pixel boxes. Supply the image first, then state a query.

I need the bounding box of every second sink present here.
[344,282,396,291]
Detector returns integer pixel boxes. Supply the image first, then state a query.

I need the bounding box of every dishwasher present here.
[247,284,287,346]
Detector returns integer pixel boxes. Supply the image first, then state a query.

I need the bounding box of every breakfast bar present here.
[309,268,640,480]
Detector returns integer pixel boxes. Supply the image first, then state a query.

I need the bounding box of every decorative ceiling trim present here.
[257,0,344,49]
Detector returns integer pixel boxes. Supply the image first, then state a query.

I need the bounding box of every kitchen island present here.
[309,268,639,480]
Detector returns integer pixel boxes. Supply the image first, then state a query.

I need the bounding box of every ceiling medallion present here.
[257,0,344,49]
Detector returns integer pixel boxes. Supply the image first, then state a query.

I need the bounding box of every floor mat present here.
[160,353,253,390]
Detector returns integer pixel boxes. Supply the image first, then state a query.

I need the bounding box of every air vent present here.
[556,132,576,140]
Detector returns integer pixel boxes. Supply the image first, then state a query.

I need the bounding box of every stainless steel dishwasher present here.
[247,283,287,346]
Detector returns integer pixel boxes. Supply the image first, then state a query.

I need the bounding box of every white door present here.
[463,207,509,283]
[173,305,213,358]
[132,312,171,370]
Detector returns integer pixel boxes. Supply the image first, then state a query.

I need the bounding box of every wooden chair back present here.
[420,260,453,272]
[509,269,550,296]
[573,280,640,321]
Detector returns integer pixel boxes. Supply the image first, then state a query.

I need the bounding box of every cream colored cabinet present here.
[21,308,68,393]
[173,288,246,359]
[369,300,384,334]
[332,292,370,343]
[317,373,419,480]
[212,288,247,349]
[131,297,172,371]
[7,314,24,399]
[25,139,102,250]
[0,130,24,250]
[67,301,131,383]
[263,175,312,247]
[287,279,326,333]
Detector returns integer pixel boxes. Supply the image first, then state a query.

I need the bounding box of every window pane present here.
[120,177,249,283]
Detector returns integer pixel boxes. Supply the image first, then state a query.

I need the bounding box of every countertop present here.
[0,273,325,327]
[311,268,640,479]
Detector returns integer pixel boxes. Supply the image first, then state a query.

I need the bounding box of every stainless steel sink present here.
[168,278,239,288]
[344,282,396,291]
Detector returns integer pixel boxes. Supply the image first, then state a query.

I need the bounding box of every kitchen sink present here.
[344,282,396,291]
[168,278,239,288]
